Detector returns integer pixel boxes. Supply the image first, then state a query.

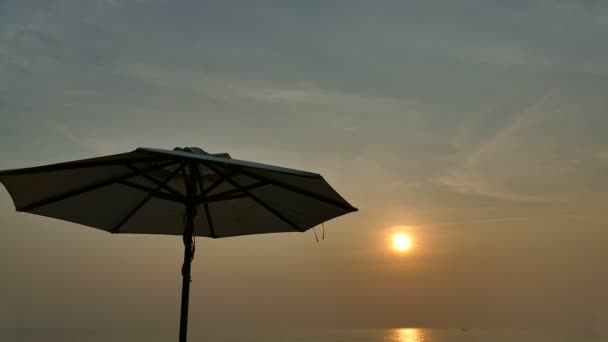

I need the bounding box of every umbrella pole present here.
[179,204,194,342]
[179,206,194,342]
[179,164,196,342]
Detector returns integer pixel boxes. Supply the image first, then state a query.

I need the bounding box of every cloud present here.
[435,88,606,202]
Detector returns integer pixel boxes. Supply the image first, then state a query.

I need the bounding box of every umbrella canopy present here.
[0,146,357,342]
[0,147,356,237]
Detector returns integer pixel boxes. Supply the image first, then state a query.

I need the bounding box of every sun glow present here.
[392,232,412,252]
[393,328,424,341]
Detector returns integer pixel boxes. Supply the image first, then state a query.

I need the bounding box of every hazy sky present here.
[1,0,608,340]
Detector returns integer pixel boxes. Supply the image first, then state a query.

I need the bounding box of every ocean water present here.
[202,328,605,342]
[6,328,606,342]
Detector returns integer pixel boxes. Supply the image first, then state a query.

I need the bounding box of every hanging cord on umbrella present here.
[182,209,197,261]
[312,223,327,243]
[183,208,196,261]
[312,227,319,243]
[191,227,196,262]
[322,222,325,240]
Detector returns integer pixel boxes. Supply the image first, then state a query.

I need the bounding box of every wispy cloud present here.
[435,88,607,202]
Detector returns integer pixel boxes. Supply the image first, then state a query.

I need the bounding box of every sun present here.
[392,232,412,252]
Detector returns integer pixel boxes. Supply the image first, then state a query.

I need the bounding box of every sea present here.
[204,328,604,342]
[5,328,607,342]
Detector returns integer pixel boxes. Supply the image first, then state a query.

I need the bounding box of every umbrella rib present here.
[125,163,184,198]
[205,193,249,203]
[118,181,183,202]
[199,177,223,195]
[232,168,356,211]
[194,163,216,238]
[195,165,205,196]
[18,160,178,211]
[199,167,241,196]
[203,202,215,237]
[196,181,267,204]
[0,156,163,176]
[111,164,185,233]
[205,163,305,232]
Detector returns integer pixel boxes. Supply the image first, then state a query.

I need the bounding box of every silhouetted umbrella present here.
[0,146,357,342]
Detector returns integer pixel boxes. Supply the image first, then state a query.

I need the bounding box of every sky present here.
[1,0,608,340]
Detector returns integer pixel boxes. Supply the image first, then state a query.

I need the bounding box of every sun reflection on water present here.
[389,328,426,342]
